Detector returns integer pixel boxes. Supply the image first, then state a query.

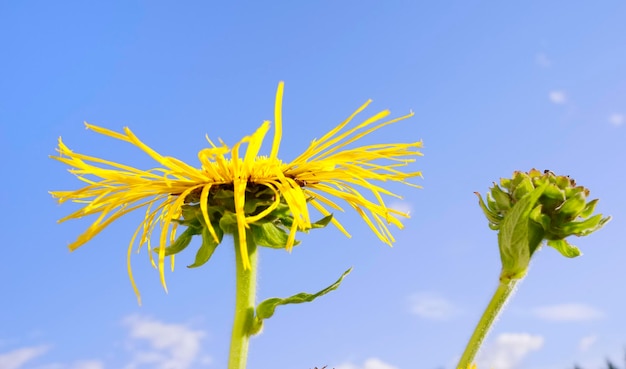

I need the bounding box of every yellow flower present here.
[51,82,423,301]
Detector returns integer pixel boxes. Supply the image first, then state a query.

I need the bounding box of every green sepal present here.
[547,239,582,258]
[219,212,239,233]
[475,192,502,227]
[512,176,534,201]
[158,226,202,256]
[243,197,274,214]
[557,191,586,221]
[173,205,203,227]
[560,214,610,236]
[187,225,223,268]
[486,192,498,212]
[500,177,512,190]
[529,204,550,231]
[249,267,352,335]
[580,199,599,219]
[498,184,547,282]
[311,214,333,228]
[251,222,299,249]
[555,175,571,189]
[488,223,500,231]
[541,183,566,212]
[491,184,512,211]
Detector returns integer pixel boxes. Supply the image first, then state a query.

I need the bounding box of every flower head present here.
[51,82,423,301]
[476,169,610,281]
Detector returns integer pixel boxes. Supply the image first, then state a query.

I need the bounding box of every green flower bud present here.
[476,169,611,282]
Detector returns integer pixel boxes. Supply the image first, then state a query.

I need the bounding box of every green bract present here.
[160,184,332,267]
[476,169,611,282]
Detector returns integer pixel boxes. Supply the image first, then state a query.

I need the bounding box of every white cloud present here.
[335,358,398,369]
[0,345,49,369]
[535,53,552,67]
[578,335,597,352]
[609,113,624,126]
[123,315,208,369]
[548,91,567,104]
[476,333,544,369]
[531,303,604,322]
[409,293,460,320]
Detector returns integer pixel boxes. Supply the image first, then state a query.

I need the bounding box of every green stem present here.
[456,279,518,369]
[228,232,258,369]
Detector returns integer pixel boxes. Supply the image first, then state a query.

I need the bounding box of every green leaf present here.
[547,239,582,258]
[250,268,352,334]
[498,184,547,282]
[187,225,223,268]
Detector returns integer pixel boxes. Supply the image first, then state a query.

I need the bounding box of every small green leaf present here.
[498,184,547,282]
[547,239,582,258]
[251,268,352,333]
[187,225,223,268]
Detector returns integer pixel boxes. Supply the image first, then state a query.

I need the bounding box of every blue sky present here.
[1,1,625,369]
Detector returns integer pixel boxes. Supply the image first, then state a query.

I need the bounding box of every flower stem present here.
[456,279,518,369]
[228,232,258,369]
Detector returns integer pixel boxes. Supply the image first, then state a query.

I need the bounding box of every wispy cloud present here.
[408,293,460,320]
[476,333,544,369]
[535,53,552,68]
[335,358,399,369]
[578,335,598,352]
[531,303,604,322]
[0,345,49,369]
[609,113,624,126]
[0,316,209,369]
[548,91,567,104]
[33,361,106,369]
[123,315,209,369]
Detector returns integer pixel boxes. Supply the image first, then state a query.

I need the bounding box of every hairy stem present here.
[456,279,518,369]
[228,232,258,369]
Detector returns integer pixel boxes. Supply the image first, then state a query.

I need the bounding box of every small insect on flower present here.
[51,82,423,303]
